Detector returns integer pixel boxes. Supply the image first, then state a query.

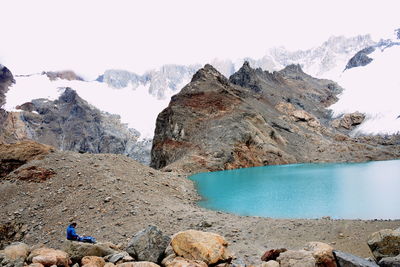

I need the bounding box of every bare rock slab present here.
[333,250,378,267]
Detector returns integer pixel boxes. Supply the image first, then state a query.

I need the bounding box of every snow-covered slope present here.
[209,35,375,80]
[330,38,400,135]
[97,64,201,100]
[3,33,388,139]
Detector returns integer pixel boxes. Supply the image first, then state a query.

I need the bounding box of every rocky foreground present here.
[1,224,400,267]
[1,142,400,266]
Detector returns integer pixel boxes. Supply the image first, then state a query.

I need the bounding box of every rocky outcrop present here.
[345,38,400,71]
[332,112,366,130]
[0,64,15,141]
[0,65,14,109]
[7,88,150,164]
[345,46,375,70]
[0,141,54,178]
[43,71,84,81]
[151,63,400,172]
[367,229,400,261]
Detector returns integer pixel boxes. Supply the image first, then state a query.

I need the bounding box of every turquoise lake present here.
[189,160,400,219]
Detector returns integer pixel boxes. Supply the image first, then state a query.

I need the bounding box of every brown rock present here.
[104,263,116,267]
[335,112,365,130]
[277,250,316,267]
[0,141,54,178]
[260,260,279,267]
[28,247,71,267]
[44,71,84,81]
[12,166,56,182]
[304,242,336,267]
[261,248,287,261]
[32,255,58,266]
[81,256,105,267]
[161,254,176,266]
[28,263,45,267]
[116,262,160,267]
[63,241,118,263]
[171,230,233,264]
[4,242,30,260]
[367,228,400,261]
[165,257,207,267]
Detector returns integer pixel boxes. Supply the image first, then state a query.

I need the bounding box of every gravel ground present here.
[1,150,399,264]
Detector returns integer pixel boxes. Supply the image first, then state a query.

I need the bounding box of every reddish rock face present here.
[0,141,54,178]
[261,248,287,262]
[150,63,400,172]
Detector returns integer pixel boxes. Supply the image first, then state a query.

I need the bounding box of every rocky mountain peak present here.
[43,70,84,81]
[0,65,15,108]
[280,64,305,74]
[190,64,228,85]
[59,87,79,103]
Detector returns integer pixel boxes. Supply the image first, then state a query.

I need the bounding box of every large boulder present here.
[81,256,105,267]
[4,242,30,260]
[378,255,400,267]
[125,226,169,263]
[164,257,207,267]
[304,241,336,267]
[367,229,400,261]
[63,241,118,263]
[170,230,233,265]
[28,247,71,267]
[276,250,316,267]
[333,250,378,267]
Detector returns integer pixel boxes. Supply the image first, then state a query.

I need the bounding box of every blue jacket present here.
[66,225,79,240]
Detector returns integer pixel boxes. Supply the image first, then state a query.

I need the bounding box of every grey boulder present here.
[125,225,170,263]
[333,250,378,267]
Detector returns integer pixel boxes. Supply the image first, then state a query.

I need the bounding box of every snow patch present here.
[331,45,400,134]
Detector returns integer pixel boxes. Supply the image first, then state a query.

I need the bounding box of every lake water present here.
[190,160,400,219]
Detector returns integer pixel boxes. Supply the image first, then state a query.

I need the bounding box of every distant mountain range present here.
[2,31,399,165]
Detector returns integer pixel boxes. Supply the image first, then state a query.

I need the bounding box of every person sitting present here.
[66,222,96,243]
[66,222,81,241]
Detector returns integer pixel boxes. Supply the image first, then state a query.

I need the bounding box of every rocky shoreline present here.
[1,226,399,267]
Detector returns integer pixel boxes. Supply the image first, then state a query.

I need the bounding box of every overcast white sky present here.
[1,0,398,78]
